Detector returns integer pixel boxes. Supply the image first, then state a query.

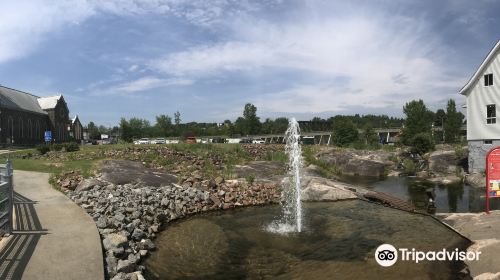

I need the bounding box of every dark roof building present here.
[0,85,78,144]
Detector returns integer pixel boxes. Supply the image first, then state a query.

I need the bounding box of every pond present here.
[346,176,500,213]
[145,201,470,280]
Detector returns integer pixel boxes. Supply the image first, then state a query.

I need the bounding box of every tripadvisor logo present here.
[375,244,398,267]
[374,244,481,267]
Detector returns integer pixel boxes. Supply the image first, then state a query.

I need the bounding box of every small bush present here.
[36,145,50,155]
[403,159,416,175]
[245,173,256,184]
[454,144,465,160]
[64,142,80,152]
[410,133,434,155]
[52,144,63,151]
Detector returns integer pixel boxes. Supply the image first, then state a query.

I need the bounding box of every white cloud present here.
[0,0,275,63]
[111,76,193,93]
[151,13,468,114]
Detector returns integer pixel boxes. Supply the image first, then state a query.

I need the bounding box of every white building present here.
[460,40,500,173]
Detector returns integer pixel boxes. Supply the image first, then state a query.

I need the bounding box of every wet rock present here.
[301,177,359,201]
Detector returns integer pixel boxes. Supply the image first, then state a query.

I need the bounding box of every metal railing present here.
[0,159,13,235]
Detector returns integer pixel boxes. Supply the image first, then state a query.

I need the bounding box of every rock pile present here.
[241,144,284,160]
[68,177,280,280]
[55,170,84,191]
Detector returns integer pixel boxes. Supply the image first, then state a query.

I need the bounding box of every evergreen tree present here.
[402,99,434,145]
[443,99,464,143]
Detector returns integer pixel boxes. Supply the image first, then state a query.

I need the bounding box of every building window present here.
[485,73,494,86]
[485,140,493,144]
[487,104,496,124]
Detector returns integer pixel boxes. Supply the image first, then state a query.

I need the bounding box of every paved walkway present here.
[440,211,500,280]
[0,170,104,280]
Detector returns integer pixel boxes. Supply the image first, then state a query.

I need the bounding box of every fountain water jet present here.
[267,118,303,233]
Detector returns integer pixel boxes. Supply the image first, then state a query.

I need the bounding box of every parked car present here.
[186,137,197,144]
[239,139,252,144]
[154,138,166,144]
[134,138,151,145]
[211,137,225,143]
[252,139,265,144]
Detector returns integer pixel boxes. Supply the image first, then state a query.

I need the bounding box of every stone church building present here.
[0,85,82,145]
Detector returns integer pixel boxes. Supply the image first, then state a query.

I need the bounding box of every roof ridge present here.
[0,85,40,98]
[459,39,500,95]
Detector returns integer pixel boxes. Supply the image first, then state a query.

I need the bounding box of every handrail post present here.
[6,158,13,234]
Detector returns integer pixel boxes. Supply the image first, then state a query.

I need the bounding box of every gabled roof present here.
[37,95,62,110]
[459,40,500,96]
[71,115,80,124]
[0,86,48,115]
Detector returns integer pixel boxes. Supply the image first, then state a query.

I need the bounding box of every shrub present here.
[245,173,256,184]
[36,145,50,155]
[64,142,80,152]
[403,159,415,175]
[454,144,465,160]
[410,133,434,155]
[52,143,63,151]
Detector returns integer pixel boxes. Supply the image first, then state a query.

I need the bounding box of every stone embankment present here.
[67,174,280,280]
[316,148,394,178]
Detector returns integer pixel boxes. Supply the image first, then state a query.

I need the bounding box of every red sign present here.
[486,147,500,213]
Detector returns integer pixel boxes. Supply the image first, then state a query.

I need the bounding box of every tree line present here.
[85,99,464,151]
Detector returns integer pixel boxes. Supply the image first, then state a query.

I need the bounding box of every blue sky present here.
[0,0,499,126]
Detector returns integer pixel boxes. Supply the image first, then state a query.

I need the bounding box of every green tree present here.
[155,114,172,137]
[402,99,434,145]
[119,118,133,142]
[410,133,434,155]
[443,99,464,143]
[233,117,246,135]
[174,111,181,126]
[332,119,359,146]
[128,118,150,139]
[87,121,100,140]
[242,103,261,135]
[433,108,446,143]
[361,124,379,145]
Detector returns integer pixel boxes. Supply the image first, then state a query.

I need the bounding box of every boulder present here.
[301,178,358,201]
[75,178,105,192]
[428,150,457,174]
[103,233,128,251]
[116,259,136,273]
[318,149,389,178]
[132,228,146,241]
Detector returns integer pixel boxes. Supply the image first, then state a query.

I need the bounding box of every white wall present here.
[467,49,500,140]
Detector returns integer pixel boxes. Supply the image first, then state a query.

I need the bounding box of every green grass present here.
[264,151,288,163]
[6,158,97,177]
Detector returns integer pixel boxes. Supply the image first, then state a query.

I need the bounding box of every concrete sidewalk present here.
[0,170,104,280]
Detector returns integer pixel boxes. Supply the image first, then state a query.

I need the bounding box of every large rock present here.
[75,178,106,192]
[317,148,391,178]
[100,160,178,187]
[428,150,457,174]
[116,259,136,273]
[301,177,359,201]
[103,233,129,250]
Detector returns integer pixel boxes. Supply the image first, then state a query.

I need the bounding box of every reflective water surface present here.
[349,176,500,213]
[145,201,470,280]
